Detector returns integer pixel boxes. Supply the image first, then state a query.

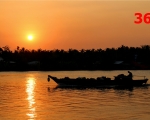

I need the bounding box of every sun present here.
[28,35,33,41]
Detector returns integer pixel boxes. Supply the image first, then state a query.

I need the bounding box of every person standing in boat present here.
[127,71,133,80]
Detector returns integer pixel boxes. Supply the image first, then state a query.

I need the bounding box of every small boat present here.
[47,73,148,87]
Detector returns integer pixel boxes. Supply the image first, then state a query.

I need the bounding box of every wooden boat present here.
[47,74,148,87]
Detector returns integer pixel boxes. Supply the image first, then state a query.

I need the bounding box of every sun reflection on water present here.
[26,77,36,119]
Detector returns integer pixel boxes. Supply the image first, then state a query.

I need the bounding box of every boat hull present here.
[48,75,148,87]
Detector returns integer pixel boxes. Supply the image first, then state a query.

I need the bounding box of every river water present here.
[0,70,150,120]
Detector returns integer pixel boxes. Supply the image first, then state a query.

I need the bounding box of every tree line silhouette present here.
[0,45,150,71]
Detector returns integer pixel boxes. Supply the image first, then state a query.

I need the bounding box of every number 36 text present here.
[134,13,150,24]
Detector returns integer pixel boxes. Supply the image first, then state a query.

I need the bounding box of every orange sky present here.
[0,1,150,50]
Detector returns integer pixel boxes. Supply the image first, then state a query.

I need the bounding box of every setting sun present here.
[28,35,33,41]
[0,1,150,50]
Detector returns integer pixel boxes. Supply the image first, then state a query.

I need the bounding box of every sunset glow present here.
[0,1,150,50]
[26,77,36,119]
[28,35,33,41]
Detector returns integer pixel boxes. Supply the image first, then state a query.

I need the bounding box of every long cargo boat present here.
[47,73,148,87]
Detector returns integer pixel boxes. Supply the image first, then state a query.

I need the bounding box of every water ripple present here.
[1,71,150,120]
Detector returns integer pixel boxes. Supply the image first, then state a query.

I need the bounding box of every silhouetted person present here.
[127,71,133,80]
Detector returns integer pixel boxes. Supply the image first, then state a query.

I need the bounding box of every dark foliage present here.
[0,45,150,71]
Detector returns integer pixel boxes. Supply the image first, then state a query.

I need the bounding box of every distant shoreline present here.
[1,45,150,71]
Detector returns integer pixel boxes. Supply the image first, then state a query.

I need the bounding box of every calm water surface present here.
[0,70,150,120]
